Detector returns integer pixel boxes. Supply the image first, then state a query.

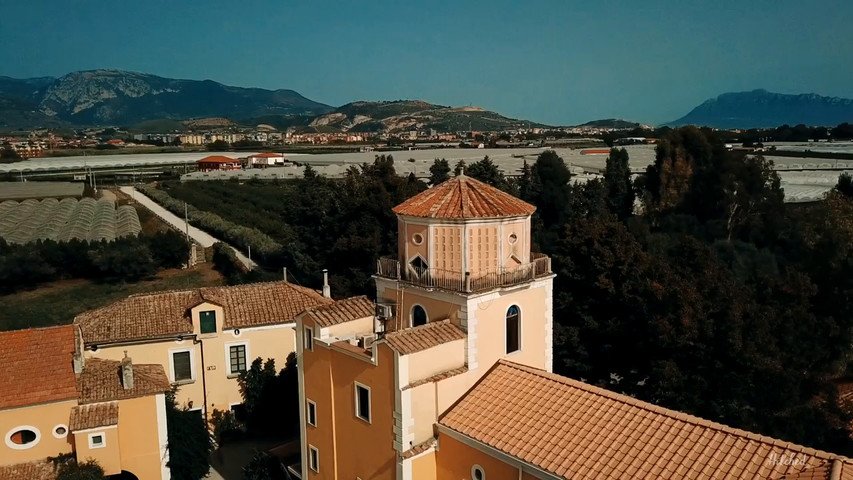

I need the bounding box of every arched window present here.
[506,305,520,354]
[412,305,428,327]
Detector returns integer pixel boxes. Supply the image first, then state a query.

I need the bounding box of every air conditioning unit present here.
[375,303,395,320]
[358,333,377,349]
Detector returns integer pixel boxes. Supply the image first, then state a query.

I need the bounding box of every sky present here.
[2,0,852,126]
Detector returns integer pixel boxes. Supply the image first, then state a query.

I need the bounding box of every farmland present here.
[0,197,141,244]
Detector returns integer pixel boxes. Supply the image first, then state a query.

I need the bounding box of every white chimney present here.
[322,269,331,299]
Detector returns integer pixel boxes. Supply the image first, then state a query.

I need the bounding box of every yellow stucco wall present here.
[436,434,521,480]
[117,395,166,480]
[408,383,437,445]
[407,339,465,384]
[302,316,337,479]
[472,285,548,373]
[0,400,75,466]
[329,345,397,480]
[73,427,121,475]
[86,316,296,420]
[377,286,463,331]
[410,450,437,479]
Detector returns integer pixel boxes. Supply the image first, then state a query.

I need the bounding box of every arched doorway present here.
[110,471,139,480]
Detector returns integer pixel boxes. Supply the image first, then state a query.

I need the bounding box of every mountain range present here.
[0,70,542,133]
[666,89,853,129]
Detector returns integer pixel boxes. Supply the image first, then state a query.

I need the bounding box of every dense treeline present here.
[0,230,190,293]
[154,155,425,296]
[602,122,853,147]
[152,139,853,454]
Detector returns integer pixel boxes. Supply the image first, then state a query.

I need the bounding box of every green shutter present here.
[200,310,216,334]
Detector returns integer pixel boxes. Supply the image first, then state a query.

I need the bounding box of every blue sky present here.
[2,0,852,125]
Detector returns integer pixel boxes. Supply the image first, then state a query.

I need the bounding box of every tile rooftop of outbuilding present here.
[77,359,170,404]
[302,295,375,328]
[70,401,119,431]
[0,325,78,410]
[383,320,465,355]
[439,360,853,480]
[0,460,56,480]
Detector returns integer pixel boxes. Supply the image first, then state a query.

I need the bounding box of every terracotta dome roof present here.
[393,175,535,219]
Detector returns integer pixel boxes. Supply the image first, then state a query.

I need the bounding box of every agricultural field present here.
[0,197,141,244]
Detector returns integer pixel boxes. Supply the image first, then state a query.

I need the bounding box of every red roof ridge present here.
[493,359,850,462]
[393,175,535,219]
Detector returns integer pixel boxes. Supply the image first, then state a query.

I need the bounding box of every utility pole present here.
[184,202,190,244]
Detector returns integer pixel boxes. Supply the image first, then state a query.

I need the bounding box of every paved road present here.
[120,186,257,270]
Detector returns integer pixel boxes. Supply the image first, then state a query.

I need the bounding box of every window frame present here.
[199,310,217,334]
[4,426,40,450]
[304,326,314,351]
[354,382,371,423]
[306,399,317,427]
[472,464,486,480]
[225,342,249,377]
[308,445,319,473]
[506,305,521,354]
[88,432,106,449]
[169,348,195,383]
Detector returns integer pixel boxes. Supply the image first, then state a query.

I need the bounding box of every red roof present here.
[393,174,535,219]
[198,155,237,164]
[0,325,78,409]
[250,152,284,158]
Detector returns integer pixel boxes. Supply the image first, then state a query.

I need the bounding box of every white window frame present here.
[4,425,40,450]
[354,382,371,423]
[168,347,196,383]
[52,424,69,439]
[88,432,106,449]
[472,464,486,480]
[306,399,317,427]
[308,444,319,473]
[410,303,428,328]
[304,326,314,351]
[225,341,250,377]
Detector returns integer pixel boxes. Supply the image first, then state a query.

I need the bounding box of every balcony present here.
[375,253,552,294]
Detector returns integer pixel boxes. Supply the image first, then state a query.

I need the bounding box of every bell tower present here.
[374,174,554,372]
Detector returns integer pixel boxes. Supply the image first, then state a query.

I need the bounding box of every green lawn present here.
[0,264,223,331]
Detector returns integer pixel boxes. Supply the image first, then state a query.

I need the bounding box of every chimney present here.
[121,351,134,390]
[72,325,85,374]
[322,269,331,299]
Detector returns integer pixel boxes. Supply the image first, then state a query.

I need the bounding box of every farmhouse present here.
[197,155,240,172]
[0,326,170,480]
[245,152,287,168]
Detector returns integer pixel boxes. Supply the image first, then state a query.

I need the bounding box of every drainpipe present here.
[193,337,210,424]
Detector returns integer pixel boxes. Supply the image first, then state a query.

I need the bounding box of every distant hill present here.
[304,100,548,133]
[578,119,641,129]
[666,89,853,129]
[0,69,333,127]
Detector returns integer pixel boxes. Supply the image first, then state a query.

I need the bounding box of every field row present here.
[0,197,141,244]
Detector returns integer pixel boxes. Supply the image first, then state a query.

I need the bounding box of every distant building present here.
[246,152,287,168]
[197,155,241,171]
[0,326,170,479]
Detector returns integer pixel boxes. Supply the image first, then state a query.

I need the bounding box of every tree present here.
[88,239,157,280]
[243,451,287,480]
[238,355,300,438]
[466,156,511,192]
[166,388,212,480]
[429,158,450,185]
[603,148,634,219]
[51,455,106,480]
[527,150,572,251]
[147,230,190,268]
[207,140,230,151]
[838,173,853,198]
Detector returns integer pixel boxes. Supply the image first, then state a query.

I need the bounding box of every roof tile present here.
[0,325,78,410]
[439,360,853,480]
[383,320,465,355]
[303,296,374,328]
[77,358,170,404]
[75,281,332,345]
[392,174,535,219]
[70,401,119,431]
[0,460,56,480]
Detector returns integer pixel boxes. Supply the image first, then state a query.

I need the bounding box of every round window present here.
[508,233,518,245]
[472,465,485,480]
[5,426,40,449]
[54,425,67,438]
[412,233,424,245]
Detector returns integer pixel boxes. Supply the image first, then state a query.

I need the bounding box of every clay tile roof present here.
[0,460,56,480]
[383,320,465,355]
[392,174,535,219]
[303,296,375,328]
[401,437,437,459]
[0,325,78,410]
[775,460,853,480]
[70,401,119,431]
[439,360,853,480]
[198,155,237,163]
[77,359,170,404]
[250,152,283,158]
[75,281,332,345]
